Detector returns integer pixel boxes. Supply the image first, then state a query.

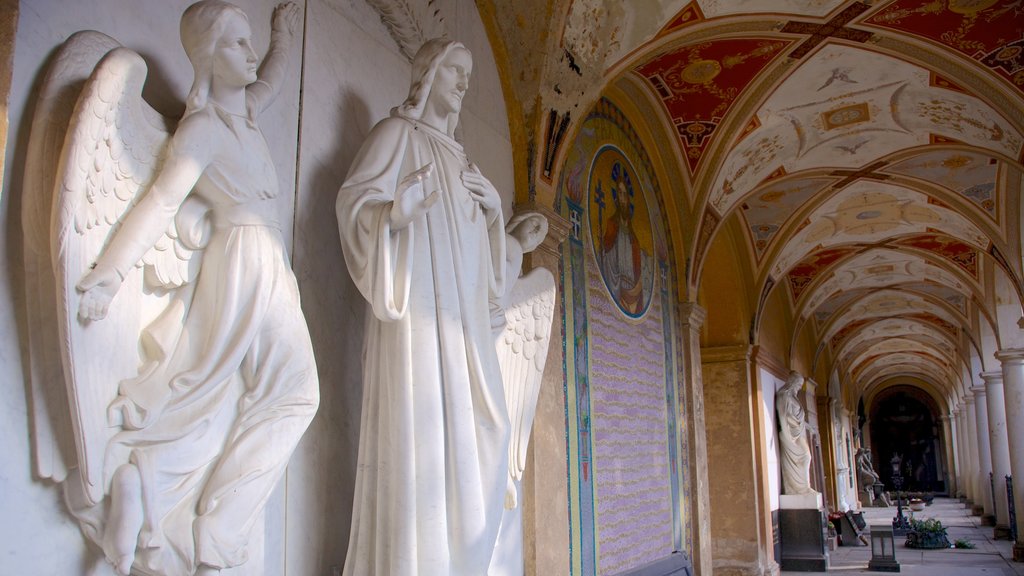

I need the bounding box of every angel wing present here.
[22,30,121,483]
[42,42,202,506]
[496,267,557,484]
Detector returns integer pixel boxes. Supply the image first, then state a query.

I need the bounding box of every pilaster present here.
[702,344,777,576]
[680,303,712,576]
[513,204,571,576]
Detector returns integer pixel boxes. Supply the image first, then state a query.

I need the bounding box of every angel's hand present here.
[272,2,301,41]
[391,163,438,230]
[462,166,501,215]
[77,265,123,321]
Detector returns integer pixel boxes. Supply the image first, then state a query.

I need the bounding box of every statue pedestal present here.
[780,493,823,510]
[779,494,829,572]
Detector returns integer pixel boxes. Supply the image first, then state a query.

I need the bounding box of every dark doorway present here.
[868,386,945,493]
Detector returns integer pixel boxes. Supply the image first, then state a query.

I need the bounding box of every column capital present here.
[971,384,987,397]
[980,370,1004,385]
[678,302,706,330]
[963,394,975,405]
[701,344,751,364]
[995,348,1024,364]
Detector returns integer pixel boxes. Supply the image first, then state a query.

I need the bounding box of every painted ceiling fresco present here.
[492,0,1024,400]
[886,150,1001,221]
[769,182,990,279]
[634,38,791,175]
[863,0,1024,87]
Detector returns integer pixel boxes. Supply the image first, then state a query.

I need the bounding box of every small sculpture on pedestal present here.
[856,448,891,507]
[22,3,319,575]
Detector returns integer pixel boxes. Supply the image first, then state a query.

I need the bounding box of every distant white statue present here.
[777,371,816,495]
[22,3,318,575]
[488,212,556,576]
[337,38,555,576]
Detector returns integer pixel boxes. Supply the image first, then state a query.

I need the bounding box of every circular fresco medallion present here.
[680,59,722,84]
[588,146,656,318]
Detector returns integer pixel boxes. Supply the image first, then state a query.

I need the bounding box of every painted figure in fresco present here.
[601,162,647,314]
[776,371,817,495]
[24,3,319,575]
[336,39,511,576]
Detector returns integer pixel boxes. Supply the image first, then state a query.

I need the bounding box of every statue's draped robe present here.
[68,106,320,576]
[776,389,814,495]
[338,113,509,576]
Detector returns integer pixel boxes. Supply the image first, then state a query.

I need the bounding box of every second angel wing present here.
[496,267,557,483]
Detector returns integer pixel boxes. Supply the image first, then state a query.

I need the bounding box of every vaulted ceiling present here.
[483,0,1024,407]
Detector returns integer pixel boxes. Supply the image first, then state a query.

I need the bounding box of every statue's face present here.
[213,13,258,87]
[427,47,472,119]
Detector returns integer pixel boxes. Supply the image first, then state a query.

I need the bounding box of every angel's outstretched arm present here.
[77,118,212,320]
[247,2,300,116]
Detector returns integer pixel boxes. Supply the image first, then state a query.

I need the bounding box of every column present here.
[964,394,979,508]
[971,384,994,523]
[847,409,860,510]
[995,348,1024,560]
[679,303,713,576]
[940,415,957,498]
[956,406,971,502]
[981,371,1013,539]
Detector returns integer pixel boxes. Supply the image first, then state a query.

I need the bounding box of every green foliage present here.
[906,517,951,549]
[909,517,945,534]
[954,538,975,549]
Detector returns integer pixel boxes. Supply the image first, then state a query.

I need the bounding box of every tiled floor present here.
[781,497,1024,576]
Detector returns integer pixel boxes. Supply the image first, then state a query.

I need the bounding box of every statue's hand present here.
[462,166,501,215]
[391,163,438,230]
[272,2,301,40]
[77,265,123,321]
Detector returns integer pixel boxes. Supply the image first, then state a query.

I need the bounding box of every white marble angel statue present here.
[337,38,556,576]
[488,211,557,576]
[777,371,816,495]
[21,2,319,575]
